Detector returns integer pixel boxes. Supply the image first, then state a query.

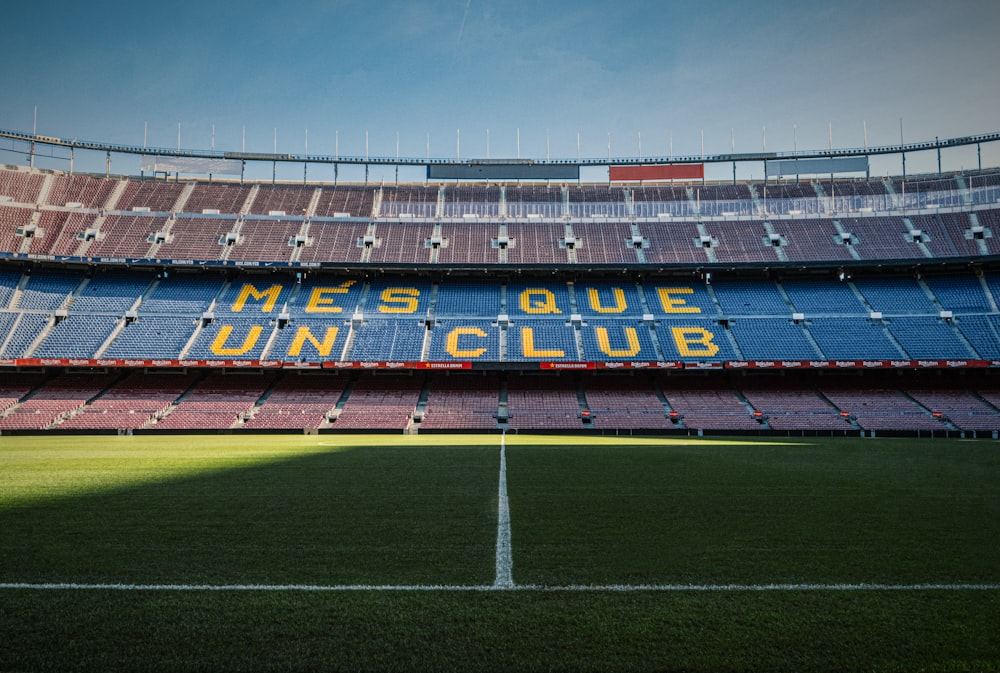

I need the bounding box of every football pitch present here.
[1,433,998,672]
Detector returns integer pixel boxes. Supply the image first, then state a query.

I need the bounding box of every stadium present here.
[1,129,1000,436]
[2,124,1000,672]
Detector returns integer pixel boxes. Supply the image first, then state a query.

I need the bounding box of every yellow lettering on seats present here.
[288,326,339,357]
[446,327,488,358]
[304,281,355,313]
[587,287,627,313]
[379,287,419,313]
[596,326,641,357]
[671,327,719,357]
[211,325,263,356]
[519,289,561,314]
[231,284,284,313]
[521,327,565,357]
[655,287,700,314]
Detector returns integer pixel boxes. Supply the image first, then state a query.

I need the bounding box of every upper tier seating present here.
[182,183,252,214]
[28,211,98,256]
[435,222,499,264]
[505,222,569,264]
[226,218,300,263]
[0,170,45,203]
[367,221,434,264]
[380,185,438,218]
[0,206,32,252]
[572,221,637,264]
[441,185,501,218]
[296,220,369,263]
[640,221,710,264]
[703,220,782,263]
[45,175,118,209]
[773,218,854,261]
[312,186,376,218]
[112,180,185,212]
[1,165,998,266]
[85,215,166,258]
[155,216,235,260]
[247,184,315,216]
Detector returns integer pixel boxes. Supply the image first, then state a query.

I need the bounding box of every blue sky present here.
[2,0,999,181]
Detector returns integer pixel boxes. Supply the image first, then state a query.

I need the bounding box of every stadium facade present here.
[1,129,1000,436]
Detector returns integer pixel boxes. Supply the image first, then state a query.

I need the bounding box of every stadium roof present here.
[3,127,999,172]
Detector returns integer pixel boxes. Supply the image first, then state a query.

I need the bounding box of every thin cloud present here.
[457,0,472,44]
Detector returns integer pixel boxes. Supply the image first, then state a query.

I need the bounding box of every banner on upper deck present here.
[427,163,579,180]
[140,156,242,175]
[609,164,704,181]
[765,157,869,177]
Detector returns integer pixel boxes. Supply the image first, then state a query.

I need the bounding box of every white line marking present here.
[2,582,998,592]
[494,432,514,589]
[521,583,1000,592]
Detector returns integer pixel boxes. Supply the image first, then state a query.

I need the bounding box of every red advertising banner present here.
[540,362,597,370]
[0,359,994,370]
[609,164,705,182]
[724,359,991,370]
[595,361,683,370]
[416,362,473,370]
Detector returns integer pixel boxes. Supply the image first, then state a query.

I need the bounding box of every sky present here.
[2,0,999,182]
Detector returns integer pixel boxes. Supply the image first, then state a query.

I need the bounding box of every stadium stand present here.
[226,218,300,263]
[311,186,376,218]
[419,373,500,431]
[183,183,253,214]
[818,384,947,432]
[295,220,369,264]
[740,383,854,432]
[660,377,761,431]
[1,162,1000,436]
[506,375,583,431]
[435,221,499,264]
[572,221,638,264]
[58,371,200,430]
[332,374,420,430]
[45,174,118,209]
[0,372,119,430]
[367,220,435,264]
[581,375,675,431]
[152,372,275,430]
[0,169,45,203]
[112,179,185,212]
[242,373,344,430]
[154,216,235,260]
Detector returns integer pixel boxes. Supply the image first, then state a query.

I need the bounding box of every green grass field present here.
[1,433,998,672]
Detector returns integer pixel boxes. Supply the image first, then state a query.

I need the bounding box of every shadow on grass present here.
[0,443,499,587]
